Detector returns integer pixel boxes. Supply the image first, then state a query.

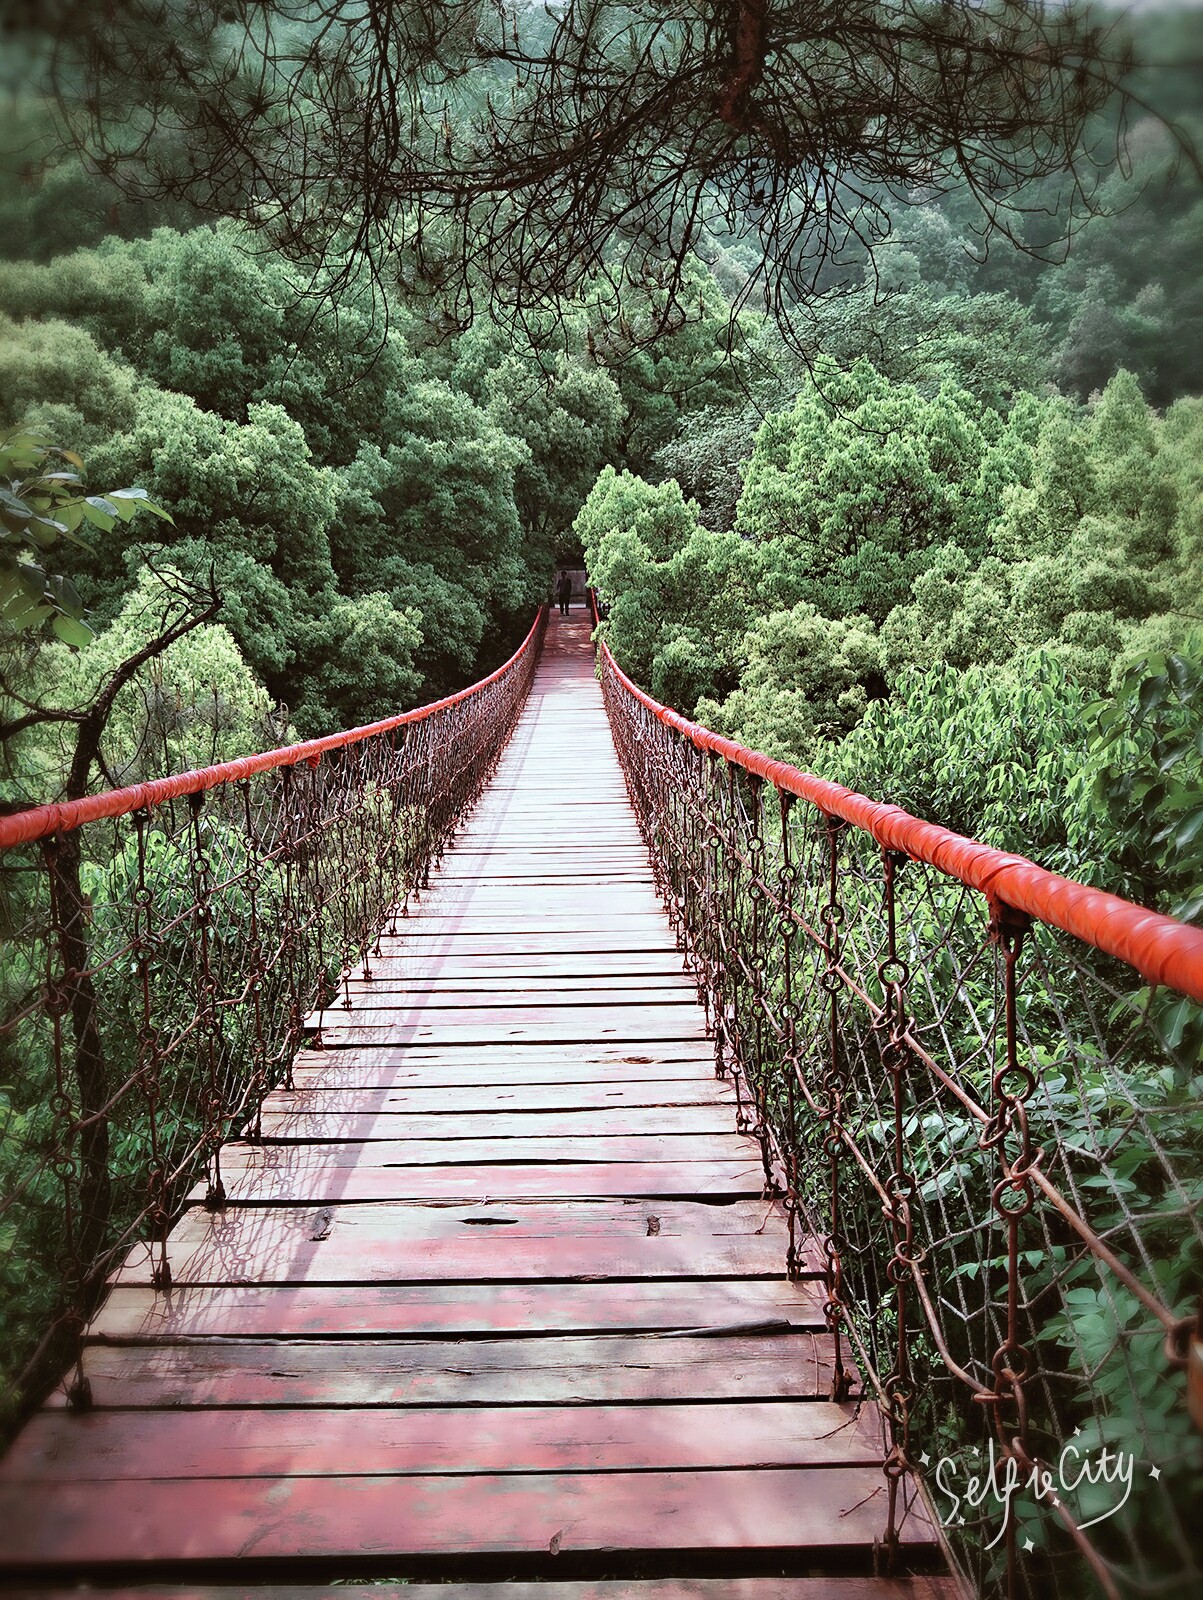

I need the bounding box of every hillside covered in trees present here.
[0,6,1200,1597]
[0,6,1200,841]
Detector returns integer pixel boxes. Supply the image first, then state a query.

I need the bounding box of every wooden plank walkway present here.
[0,610,955,1597]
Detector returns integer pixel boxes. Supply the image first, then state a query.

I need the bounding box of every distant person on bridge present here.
[556,571,573,616]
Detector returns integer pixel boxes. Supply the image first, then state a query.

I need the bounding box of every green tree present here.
[735,359,999,624]
[0,315,139,452]
[290,591,423,737]
[585,260,749,473]
[0,426,169,651]
[580,468,762,710]
[333,384,528,694]
[697,603,885,762]
[17,564,278,798]
[78,389,342,709]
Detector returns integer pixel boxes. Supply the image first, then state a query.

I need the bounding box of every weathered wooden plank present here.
[307,1011,705,1038]
[347,960,684,972]
[411,903,667,922]
[3,1400,882,1482]
[186,1158,766,1206]
[416,886,663,904]
[291,1042,716,1072]
[409,907,667,925]
[218,1133,757,1168]
[112,1221,805,1288]
[0,1467,932,1566]
[380,919,677,935]
[311,988,697,1014]
[253,1106,739,1141]
[68,1333,851,1409]
[431,886,657,894]
[287,1056,716,1087]
[89,1278,824,1343]
[332,978,695,999]
[448,838,647,848]
[444,845,648,854]
[439,843,646,855]
[338,981,696,1002]
[256,1081,733,1116]
[437,867,654,879]
[438,844,652,857]
[312,1020,709,1049]
[346,953,688,976]
[452,839,648,852]
[370,933,683,954]
[310,1023,710,1051]
[167,1196,794,1244]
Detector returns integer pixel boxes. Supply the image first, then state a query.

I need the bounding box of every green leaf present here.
[47,574,84,618]
[1171,884,1203,923]
[58,501,86,535]
[16,562,46,601]
[0,430,54,453]
[1156,996,1196,1052]
[80,501,116,532]
[1136,675,1167,724]
[1170,808,1203,853]
[1157,740,1193,775]
[1167,653,1199,705]
[49,612,94,648]
[0,486,31,527]
[109,488,172,522]
[25,515,68,549]
[107,494,139,523]
[1,597,53,629]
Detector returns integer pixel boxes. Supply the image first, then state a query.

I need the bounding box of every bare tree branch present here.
[20,0,1196,348]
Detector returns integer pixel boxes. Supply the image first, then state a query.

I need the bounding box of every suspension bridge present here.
[0,605,1199,1599]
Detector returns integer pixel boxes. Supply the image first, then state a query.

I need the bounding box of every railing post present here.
[984,894,1036,1600]
[744,773,776,1196]
[777,788,800,1238]
[721,763,752,1143]
[132,808,173,1290]
[703,748,725,1074]
[876,846,918,1572]
[188,792,226,1212]
[278,764,303,1082]
[42,829,109,1408]
[819,812,852,1402]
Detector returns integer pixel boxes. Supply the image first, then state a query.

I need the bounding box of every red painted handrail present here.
[0,609,547,849]
[594,613,1203,1005]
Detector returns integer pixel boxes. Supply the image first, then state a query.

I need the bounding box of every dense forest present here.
[0,7,1200,882]
[0,5,1201,1593]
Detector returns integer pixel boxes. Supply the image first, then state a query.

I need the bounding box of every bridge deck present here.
[0,612,955,1598]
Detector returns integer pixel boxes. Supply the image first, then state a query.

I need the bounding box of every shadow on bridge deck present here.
[0,609,959,1600]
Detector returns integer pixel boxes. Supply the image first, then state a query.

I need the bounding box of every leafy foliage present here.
[18,0,1153,359]
[1075,650,1203,930]
[0,428,169,647]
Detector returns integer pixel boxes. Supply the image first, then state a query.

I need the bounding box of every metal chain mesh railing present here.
[598,626,1203,1600]
[0,608,545,1431]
